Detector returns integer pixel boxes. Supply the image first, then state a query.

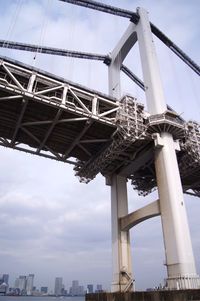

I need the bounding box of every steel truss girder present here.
[75,96,200,198]
[11,99,28,146]
[0,57,118,164]
[0,139,76,165]
[74,96,149,182]
[0,58,118,127]
[0,57,199,197]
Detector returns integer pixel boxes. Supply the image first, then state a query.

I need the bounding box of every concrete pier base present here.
[86,290,200,301]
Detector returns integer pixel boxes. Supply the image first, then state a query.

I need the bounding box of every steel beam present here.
[10,73,36,147]
[36,109,62,154]
[0,59,118,127]
[1,63,25,90]
[20,127,62,160]
[10,99,28,147]
[62,120,93,159]
[119,147,153,177]
[0,141,77,165]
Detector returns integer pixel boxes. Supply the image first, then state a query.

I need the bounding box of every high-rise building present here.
[70,280,79,296]
[14,278,20,289]
[78,285,85,295]
[72,280,79,288]
[0,275,3,286]
[2,274,9,285]
[87,284,93,293]
[0,274,9,294]
[26,274,34,295]
[18,276,26,292]
[54,277,63,296]
[69,280,85,296]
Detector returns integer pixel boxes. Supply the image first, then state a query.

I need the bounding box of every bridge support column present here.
[154,132,200,289]
[111,175,133,292]
[136,7,200,289]
[108,37,134,291]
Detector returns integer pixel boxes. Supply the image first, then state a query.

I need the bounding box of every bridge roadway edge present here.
[86,290,200,301]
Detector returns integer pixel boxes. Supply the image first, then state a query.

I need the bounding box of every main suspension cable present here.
[0,40,106,61]
[58,0,200,76]
[0,39,145,91]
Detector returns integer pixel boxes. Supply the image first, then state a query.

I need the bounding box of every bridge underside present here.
[0,55,118,164]
[0,55,200,197]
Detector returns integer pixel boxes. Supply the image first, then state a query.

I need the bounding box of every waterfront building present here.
[54,277,63,296]
[0,282,8,295]
[70,280,79,296]
[69,280,85,296]
[26,274,34,295]
[14,278,20,289]
[14,274,35,295]
[18,276,26,292]
[0,274,9,294]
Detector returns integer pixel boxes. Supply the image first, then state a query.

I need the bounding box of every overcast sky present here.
[0,0,199,292]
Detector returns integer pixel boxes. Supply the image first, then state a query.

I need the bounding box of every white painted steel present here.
[136,7,200,289]
[0,59,118,127]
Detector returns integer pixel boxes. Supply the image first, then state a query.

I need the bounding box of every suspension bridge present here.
[0,0,200,295]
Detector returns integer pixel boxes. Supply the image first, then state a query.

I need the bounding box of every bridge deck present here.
[0,55,118,164]
[0,55,199,197]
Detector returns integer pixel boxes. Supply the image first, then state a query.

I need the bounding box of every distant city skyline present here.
[0,273,103,295]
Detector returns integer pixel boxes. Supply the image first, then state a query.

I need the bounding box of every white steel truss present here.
[0,56,199,196]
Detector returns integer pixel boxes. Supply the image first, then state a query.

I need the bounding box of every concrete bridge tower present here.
[108,7,200,291]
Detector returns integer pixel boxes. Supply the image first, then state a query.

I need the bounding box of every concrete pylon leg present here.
[107,26,136,292]
[155,132,200,289]
[136,7,200,289]
[111,174,133,292]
